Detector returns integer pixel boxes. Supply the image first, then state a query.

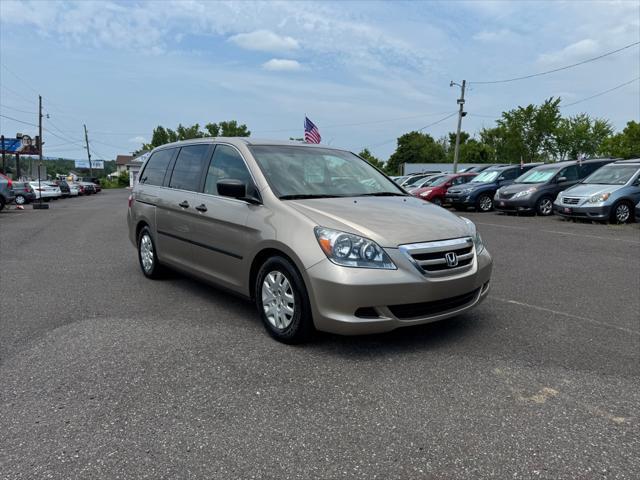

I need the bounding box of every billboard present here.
[0,136,40,155]
[75,160,104,169]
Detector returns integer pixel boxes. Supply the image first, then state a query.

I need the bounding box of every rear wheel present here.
[137,226,164,278]
[0,197,5,211]
[476,193,494,212]
[610,201,633,224]
[15,194,26,205]
[536,196,553,216]
[255,256,314,344]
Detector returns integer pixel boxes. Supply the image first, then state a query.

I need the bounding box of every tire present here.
[476,193,494,212]
[431,197,443,206]
[15,194,26,205]
[137,226,164,279]
[255,256,314,344]
[0,197,5,211]
[610,201,634,224]
[536,196,554,216]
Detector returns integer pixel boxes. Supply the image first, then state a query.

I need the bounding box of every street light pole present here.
[450,80,466,174]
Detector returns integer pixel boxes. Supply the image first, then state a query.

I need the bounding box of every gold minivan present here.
[128,138,492,343]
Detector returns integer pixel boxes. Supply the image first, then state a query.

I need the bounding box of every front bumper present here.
[446,193,474,206]
[494,197,534,212]
[554,203,610,219]
[304,248,492,335]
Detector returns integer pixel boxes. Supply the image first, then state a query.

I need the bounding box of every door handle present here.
[179,201,190,208]
[195,204,208,212]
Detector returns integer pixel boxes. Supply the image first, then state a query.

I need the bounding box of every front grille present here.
[563,197,580,205]
[389,289,480,319]
[400,237,475,276]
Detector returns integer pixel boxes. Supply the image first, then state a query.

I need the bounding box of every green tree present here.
[598,121,640,159]
[143,120,250,150]
[387,131,446,174]
[494,97,562,162]
[555,114,613,160]
[358,148,385,170]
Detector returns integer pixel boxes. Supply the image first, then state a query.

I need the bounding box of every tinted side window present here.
[558,165,579,181]
[168,145,210,191]
[139,149,175,186]
[580,162,605,177]
[204,145,252,195]
[499,169,519,180]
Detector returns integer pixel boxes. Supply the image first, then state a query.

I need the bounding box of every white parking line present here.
[491,297,640,336]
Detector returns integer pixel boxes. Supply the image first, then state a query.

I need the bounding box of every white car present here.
[68,183,80,196]
[29,181,62,200]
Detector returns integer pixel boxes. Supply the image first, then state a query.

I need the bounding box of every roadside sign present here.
[75,160,104,169]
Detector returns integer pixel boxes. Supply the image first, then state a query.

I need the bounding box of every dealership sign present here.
[75,160,105,169]
[0,136,40,154]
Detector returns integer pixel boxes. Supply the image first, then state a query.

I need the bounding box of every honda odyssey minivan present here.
[128,138,492,343]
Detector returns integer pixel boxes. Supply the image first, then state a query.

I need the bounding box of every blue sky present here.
[1,0,639,162]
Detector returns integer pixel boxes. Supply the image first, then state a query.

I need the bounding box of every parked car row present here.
[396,158,640,224]
[0,173,101,210]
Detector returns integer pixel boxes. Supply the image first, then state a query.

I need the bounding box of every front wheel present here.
[255,256,314,344]
[15,194,27,205]
[536,196,554,216]
[431,197,443,206]
[476,193,494,212]
[610,201,633,224]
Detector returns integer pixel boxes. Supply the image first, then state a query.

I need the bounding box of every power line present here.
[0,103,38,115]
[560,76,640,108]
[0,84,36,105]
[0,63,39,95]
[367,112,458,149]
[0,113,38,127]
[470,41,640,85]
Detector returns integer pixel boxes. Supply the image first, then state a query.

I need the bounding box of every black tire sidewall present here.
[15,195,26,205]
[255,256,313,344]
[477,194,493,212]
[536,196,553,216]
[137,226,162,279]
[611,201,633,224]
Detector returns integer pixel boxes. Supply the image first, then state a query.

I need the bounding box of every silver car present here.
[127,138,492,343]
[554,159,640,223]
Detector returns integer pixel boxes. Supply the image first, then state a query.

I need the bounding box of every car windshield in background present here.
[470,171,499,183]
[515,169,558,184]
[249,146,404,199]
[582,165,639,185]
[428,175,452,187]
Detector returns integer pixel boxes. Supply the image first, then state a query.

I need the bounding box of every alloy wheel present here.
[479,195,493,212]
[615,203,630,223]
[539,198,553,216]
[261,271,295,330]
[15,195,25,205]
[139,233,154,273]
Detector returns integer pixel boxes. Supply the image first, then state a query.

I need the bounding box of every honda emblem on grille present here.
[445,252,458,267]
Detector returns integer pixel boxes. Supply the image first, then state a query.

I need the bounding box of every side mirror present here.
[557,176,567,183]
[217,179,246,198]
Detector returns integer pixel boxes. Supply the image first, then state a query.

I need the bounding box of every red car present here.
[412,173,477,205]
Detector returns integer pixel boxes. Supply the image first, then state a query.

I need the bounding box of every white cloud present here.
[538,39,600,66]
[262,59,303,72]
[129,136,146,144]
[229,30,299,53]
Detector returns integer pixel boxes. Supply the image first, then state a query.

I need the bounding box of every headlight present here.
[314,227,396,269]
[419,189,432,197]
[460,188,474,195]
[589,193,610,203]
[513,187,537,198]
[461,217,485,254]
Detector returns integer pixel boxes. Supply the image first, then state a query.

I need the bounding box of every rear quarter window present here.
[139,148,176,186]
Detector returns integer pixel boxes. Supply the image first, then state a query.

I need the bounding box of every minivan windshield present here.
[470,171,499,183]
[249,145,405,199]
[515,168,559,184]
[582,165,639,185]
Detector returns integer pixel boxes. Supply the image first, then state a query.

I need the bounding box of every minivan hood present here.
[501,182,544,193]
[561,183,624,197]
[286,196,471,247]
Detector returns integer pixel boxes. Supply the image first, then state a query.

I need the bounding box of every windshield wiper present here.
[279,194,344,200]
[357,192,408,197]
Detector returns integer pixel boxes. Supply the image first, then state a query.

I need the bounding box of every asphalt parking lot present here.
[1,189,639,479]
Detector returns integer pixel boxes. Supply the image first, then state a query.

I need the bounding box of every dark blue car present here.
[445,163,542,212]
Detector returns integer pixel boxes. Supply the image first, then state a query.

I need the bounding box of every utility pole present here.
[1,135,5,174]
[33,95,48,209]
[83,124,92,177]
[450,80,466,173]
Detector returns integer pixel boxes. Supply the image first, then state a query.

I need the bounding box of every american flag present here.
[304,117,321,144]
